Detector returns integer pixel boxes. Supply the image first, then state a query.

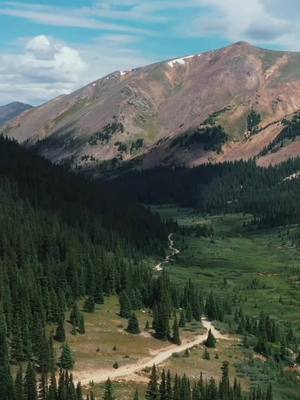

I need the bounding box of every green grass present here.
[153,206,300,399]
[157,207,300,328]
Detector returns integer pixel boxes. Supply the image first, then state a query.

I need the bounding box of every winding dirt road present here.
[74,234,228,385]
[154,233,180,272]
[74,318,228,385]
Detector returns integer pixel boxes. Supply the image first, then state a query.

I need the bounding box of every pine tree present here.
[219,361,230,400]
[83,296,95,313]
[38,372,48,400]
[70,303,81,327]
[202,348,210,360]
[159,369,166,400]
[172,315,181,345]
[78,314,85,334]
[185,304,193,323]
[133,389,139,400]
[166,370,172,400]
[24,362,37,400]
[47,370,57,400]
[146,365,159,400]
[15,366,23,400]
[154,301,170,341]
[76,382,84,400]
[0,313,15,400]
[145,320,150,331]
[127,313,140,334]
[205,329,216,348]
[103,378,114,400]
[178,310,186,328]
[266,383,273,400]
[59,343,75,370]
[54,319,66,342]
[119,291,131,318]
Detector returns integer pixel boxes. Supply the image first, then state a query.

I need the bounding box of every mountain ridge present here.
[3,42,300,175]
[0,101,33,125]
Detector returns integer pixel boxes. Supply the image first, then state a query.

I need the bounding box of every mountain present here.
[0,101,32,125]
[3,42,300,176]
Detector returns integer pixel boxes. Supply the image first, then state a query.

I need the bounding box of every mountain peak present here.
[4,42,300,172]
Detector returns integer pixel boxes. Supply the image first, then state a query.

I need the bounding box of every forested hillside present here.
[110,158,300,228]
[0,137,171,398]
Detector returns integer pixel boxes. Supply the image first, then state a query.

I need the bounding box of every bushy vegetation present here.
[89,121,124,145]
[260,112,300,156]
[171,126,228,153]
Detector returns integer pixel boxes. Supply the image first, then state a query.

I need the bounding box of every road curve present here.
[74,318,228,385]
[74,234,227,385]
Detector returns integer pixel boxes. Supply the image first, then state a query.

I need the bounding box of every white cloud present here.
[0,2,150,34]
[186,0,300,50]
[0,34,152,105]
[0,35,87,105]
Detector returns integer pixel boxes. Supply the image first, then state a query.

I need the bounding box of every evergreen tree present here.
[146,365,159,400]
[205,329,216,348]
[166,370,172,400]
[78,314,85,334]
[70,303,81,328]
[178,310,186,328]
[119,291,132,318]
[159,369,166,400]
[24,362,37,400]
[127,313,140,334]
[59,343,75,370]
[203,348,210,360]
[54,319,66,342]
[15,366,23,400]
[219,361,230,400]
[145,320,150,331]
[83,296,95,313]
[172,315,181,345]
[103,378,114,400]
[133,389,139,400]
[0,313,15,400]
[76,382,84,400]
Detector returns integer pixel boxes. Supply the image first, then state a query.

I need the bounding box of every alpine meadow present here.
[1,1,300,399]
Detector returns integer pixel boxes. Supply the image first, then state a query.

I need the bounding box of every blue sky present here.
[0,0,300,105]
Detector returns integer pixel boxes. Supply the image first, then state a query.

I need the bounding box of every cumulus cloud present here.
[0,35,87,104]
[0,34,152,105]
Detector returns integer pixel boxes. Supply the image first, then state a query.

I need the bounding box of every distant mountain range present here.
[0,102,32,126]
[3,42,300,176]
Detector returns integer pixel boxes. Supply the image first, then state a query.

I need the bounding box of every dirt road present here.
[74,318,228,385]
[74,234,227,385]
[154,233,180,272]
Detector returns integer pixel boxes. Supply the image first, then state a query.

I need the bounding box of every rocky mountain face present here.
[0,102,32,126]
[3,42,300,176]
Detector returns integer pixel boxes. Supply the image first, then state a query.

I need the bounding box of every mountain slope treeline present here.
[0,137,172,396]
[110,158,300,228]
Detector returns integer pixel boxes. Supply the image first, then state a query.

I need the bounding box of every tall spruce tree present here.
[146,365,159,400]
[103,378,114,400]
[59,343,75,370]
[119,291,132,318]
[205,329,216,348]
[172,315,181,345]
[83,296,95,313]
[54,319,66,342]
[0,313,15,400]
[24,362,37,400]
[127,313,140,334]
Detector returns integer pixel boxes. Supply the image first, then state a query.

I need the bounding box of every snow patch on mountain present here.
[167,54,200,68]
